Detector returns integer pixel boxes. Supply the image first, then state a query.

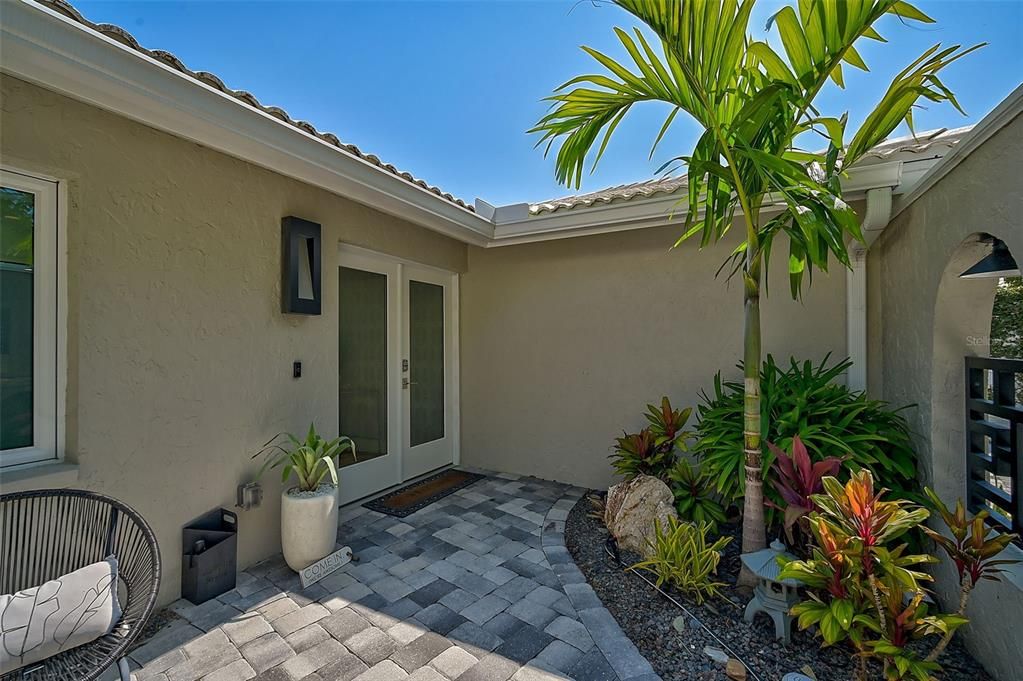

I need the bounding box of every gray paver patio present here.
[123,470,659,681]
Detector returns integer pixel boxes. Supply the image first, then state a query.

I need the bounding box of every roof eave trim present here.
[891,84,1023,221]
[1,0,493,245]
[489,160,906,247]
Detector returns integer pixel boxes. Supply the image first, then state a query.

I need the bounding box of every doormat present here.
[363,469,486,518]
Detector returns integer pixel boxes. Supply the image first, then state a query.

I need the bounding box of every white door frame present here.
[336,249,402,505]
[336,244,459,504]
[401,262,459,480]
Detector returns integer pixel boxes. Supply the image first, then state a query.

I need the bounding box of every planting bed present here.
[565,495,992,681]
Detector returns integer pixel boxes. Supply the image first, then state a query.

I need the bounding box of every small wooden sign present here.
[299,546,353,588]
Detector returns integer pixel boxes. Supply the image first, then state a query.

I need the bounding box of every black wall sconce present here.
[282,216,322,315]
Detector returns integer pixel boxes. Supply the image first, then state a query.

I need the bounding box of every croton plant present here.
[780,470,1018,681]
[919,488,1019,662]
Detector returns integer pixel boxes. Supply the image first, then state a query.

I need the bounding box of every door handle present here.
[402,378,418,390]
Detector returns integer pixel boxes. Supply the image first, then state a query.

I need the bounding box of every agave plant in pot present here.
[254,424,356,571]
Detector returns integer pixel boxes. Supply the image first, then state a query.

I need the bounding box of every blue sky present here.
[74,0,1023,206]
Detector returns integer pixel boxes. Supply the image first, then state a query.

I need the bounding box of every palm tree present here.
[531,0,979,570]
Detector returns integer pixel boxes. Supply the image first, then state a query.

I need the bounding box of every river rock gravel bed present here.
[564,494,992,681]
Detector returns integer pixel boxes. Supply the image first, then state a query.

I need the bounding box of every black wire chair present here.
[0,489,161,681]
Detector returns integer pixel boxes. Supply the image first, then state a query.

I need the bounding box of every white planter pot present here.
[281,485,339,571]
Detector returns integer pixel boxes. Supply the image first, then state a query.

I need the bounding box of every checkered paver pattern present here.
[121,470,659,681]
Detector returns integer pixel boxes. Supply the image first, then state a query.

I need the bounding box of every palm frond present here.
[530,0,979,300]
[845,42,985,164]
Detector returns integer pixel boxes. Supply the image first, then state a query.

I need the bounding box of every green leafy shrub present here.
[667,459,726,533]
[610,397,693,480]
[696,355,917,508]
[610,430,673,479]
[991,277,1023,403]
[777,471,1017,680]
[253,423,356,492]
[780,470,956,680]
[631,517,730,604]
[645,397,694,453]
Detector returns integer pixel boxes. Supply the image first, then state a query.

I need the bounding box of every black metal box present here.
[181,508,237,604]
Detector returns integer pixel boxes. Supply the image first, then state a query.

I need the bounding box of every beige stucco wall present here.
[460,220,849,490]
[0,75,467,606]
[873,112,1023,681]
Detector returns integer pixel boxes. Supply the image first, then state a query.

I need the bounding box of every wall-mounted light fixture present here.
[282,216,322,314]
[960,234,1020,279]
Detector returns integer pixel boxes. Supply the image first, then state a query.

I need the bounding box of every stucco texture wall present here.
[873,112,1023,681]
[0,75,467,605]
[460,219,849,490]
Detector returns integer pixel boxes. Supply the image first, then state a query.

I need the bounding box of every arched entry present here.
[925,232,1023,680]
[874,108,1023,681]
[928,233,1004,502]
[932,232,1021,535]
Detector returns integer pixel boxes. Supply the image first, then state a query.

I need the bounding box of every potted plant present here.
[253,424,356,571]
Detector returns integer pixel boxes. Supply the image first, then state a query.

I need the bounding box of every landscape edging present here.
[541,490,663,681]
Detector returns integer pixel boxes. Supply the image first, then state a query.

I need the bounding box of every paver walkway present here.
[125,470,659,681]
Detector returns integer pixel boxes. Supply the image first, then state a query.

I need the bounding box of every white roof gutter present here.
[488,160,907,247]
[846,187,894,393]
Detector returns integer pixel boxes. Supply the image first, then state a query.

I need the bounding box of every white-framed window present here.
[1,168,61,468]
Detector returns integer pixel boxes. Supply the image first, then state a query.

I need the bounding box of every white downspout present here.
[847,186,893,393]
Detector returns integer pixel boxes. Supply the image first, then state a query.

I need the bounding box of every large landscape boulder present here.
[604,474,678,557]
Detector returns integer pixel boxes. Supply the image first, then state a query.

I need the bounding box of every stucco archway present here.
[925,232,1023,681]
[928,233,1006,502]
[873,112,1023,680]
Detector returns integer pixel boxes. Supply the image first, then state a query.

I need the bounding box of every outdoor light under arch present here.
[960,235,1020,279]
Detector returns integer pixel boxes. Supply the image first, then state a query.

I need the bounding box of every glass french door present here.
[402,265,456,479]
[337,248,456,504]
[337,252,401,505]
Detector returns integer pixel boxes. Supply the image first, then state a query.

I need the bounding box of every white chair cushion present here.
[0,557,122,674]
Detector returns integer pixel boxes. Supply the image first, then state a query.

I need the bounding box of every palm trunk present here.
[738,263,766,586]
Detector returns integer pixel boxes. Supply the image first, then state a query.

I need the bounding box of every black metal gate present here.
[965,356,1022,534]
